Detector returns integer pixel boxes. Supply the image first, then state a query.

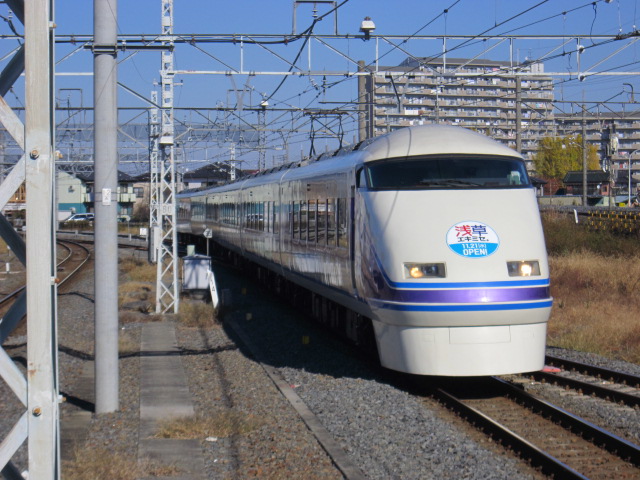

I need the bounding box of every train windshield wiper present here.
[418,179,484,188]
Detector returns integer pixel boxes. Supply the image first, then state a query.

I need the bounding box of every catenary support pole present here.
[25,0,59,477]
[582,104,587,207]
[93,0,119,413]
[515,76,522,153]
[357,60,366,142]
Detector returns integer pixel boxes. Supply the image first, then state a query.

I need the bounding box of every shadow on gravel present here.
[59,291,95,303]
[60,391,95,412]
[120,344,239,359]
[211,261,387,385]
[58,343,238,361]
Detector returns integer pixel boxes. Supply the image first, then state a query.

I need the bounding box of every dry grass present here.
[0,237,7,254]
[119,310,163,325]
[62,445,180,479]
[62,447,144,480]
[118,281,154,310]
[178,299,218,328]
[155,410,263,439]
[119,257,157,283]
[542,210,640,257]
[119,258,157,311]
[118,330,139,355]
[548,251,640,363]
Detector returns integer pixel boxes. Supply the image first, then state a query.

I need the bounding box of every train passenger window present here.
[290,201,296,237]
[308,200,317,243]
[337,198,348,248]
[243,202,250,228]
[317,199,327,244]
[327,199,336,245]
[272,201,277,234]
[300,201,307,241]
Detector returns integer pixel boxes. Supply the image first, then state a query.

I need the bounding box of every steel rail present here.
[545,354,640,388]
[528,370,640,408]
[431,386,589,479]
[0,286,24,309]
[492,376,640,466]
[0,240,90,309]
[56,240,91,287]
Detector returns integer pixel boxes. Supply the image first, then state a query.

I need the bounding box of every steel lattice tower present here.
[154,0,179,313]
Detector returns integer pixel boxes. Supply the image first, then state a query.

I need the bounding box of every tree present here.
[533,135,600,180]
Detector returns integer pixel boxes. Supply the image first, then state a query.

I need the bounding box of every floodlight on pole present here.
[360,17,375,40]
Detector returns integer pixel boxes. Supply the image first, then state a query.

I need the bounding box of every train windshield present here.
[364,155,531,190]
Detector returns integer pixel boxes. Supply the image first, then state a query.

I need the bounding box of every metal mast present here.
[0,0,59,477]
[155,0,179,313]
[148,89,160,263]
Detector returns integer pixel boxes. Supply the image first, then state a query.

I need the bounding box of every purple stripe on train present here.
[379,286,550,304]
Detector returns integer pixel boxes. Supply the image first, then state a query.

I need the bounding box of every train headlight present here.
[404,263,446,279]
[507,260,540,277]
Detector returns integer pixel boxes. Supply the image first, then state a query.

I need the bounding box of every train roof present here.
[177,125,523,197]
[359,125,523,162]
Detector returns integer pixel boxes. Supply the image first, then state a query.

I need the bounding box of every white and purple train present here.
[178,125,552,376]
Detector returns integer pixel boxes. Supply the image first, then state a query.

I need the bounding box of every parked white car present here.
[64,213,94,222]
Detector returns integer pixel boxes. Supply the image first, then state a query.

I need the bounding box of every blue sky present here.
[2,0,640,168]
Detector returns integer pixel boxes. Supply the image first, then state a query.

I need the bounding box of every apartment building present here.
[363,57,555,169]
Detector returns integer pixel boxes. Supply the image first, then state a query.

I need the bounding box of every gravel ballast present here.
[2,254,640,479]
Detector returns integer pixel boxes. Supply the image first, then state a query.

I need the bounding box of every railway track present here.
[426,376,640,479]
[0,240,91,333]
[522,355,640,409]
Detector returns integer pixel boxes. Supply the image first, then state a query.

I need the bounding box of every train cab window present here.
[365,155,531,190]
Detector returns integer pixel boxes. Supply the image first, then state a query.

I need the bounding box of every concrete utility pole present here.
[93,0,119,413]
[357,60,367,142]
[582,104,587,207]
[515,76,522,153]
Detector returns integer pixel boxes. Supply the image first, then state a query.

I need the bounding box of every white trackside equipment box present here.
[182,255,211,291]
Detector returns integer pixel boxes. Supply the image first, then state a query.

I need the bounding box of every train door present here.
[351,167,369,296]
[350,183,357,293]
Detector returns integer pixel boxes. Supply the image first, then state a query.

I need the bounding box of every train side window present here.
[317,199,327,244]
[308,200,317,243]
[292,202,297,239]
[337,198,348,248]
[300,201,307,241]
[252,202,257,230]
[272,201,277,234]
[327,198,336,246]
[270,201,274,233]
